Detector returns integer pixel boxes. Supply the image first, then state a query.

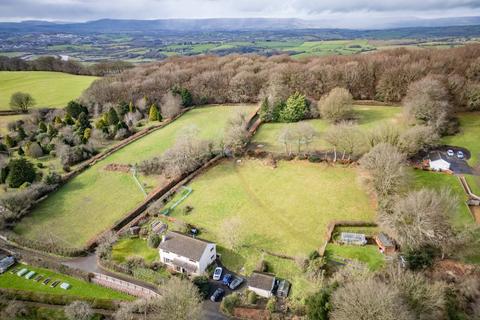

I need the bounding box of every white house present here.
[429,152,450,171]
[158,231,216,276]
[247,272,276,298]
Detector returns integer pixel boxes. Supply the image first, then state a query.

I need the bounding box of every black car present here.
[210,288,225,302]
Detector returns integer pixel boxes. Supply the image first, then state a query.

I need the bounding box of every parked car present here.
[210,288,225,302]
[229,276,244,290]
[213,267,223,281]
[447,149,454,157]
[222,273,233,286]
[457,151,464,159]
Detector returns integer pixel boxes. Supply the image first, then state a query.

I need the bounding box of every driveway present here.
[429,146,474,175]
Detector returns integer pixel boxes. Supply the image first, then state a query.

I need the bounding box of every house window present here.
[164,258,172,263]
[210,247,214,252]
[210,255,215,260]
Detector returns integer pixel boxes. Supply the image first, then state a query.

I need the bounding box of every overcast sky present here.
[1,0,480,28]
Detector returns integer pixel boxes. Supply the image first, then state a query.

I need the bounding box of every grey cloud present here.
[0,0,480,25]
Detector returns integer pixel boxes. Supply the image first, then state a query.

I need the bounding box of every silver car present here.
[457,151,464,159]
[212,267,223,281]
[229,276,244,290]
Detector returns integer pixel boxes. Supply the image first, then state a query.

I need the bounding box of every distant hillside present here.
[1,17,480,34]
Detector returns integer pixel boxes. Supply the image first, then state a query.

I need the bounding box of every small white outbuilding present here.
[429,152,451,171]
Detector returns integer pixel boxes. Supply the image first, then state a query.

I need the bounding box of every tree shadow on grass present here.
[217,245,246,272]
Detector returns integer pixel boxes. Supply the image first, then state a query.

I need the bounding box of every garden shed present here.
[248,272,276,298]
[375,233,396,254]
[339,232,367,245]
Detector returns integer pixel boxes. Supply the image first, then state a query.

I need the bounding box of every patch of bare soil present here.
[104,163,131,173]
[429,259,476,282]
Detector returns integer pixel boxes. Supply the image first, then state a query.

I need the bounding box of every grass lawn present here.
[442,112,480,165]
[112,237,159,264]
[0,71,97,110]
[0,114,25,135]
[465,174,480,196]
[14,105,256,249]
[325,244,385,271]
[0,263,132,300]
[252,104,402,153]
[412,169,473,227]
[167,159,376,298]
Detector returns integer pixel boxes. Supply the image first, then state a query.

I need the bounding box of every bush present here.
[247,291,257,305]
[147,233,160,248]
[25,142,44,158]
[192,276,210,299]
[220,293,240,315]
[318,87,354,123]
[6,158,36,188]
[405,246,438,270]
[65,101,88,119]
[266,297,276,313]
[305,288,332,320]
[256,259,269,272]
[279,92,309,122]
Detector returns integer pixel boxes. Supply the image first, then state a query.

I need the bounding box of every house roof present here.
[159,231,212,261]
[340,232,366,242]
[376,233,394,247]
[248,272,275,291]
[429,152,449,163]
[0,256,15,270]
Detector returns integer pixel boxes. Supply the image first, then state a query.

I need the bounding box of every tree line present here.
[81,44,480,111]
[0,55,133,76]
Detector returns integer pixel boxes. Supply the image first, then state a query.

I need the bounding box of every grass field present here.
[252,104,402,153]
[0,114,25,135]
[0,263,132,300]
[442,112,480,165]
[465,174,480,196]
[14,105,255,249]
[112,237,159,264]
[166,159,376,297]
[0,71,97,110]
[325,244,385,271]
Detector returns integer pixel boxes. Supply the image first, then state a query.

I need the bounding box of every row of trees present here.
[0,55,133,76]
[305,264,480,320]
[81,45,480,111]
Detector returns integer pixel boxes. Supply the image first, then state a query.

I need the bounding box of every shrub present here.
[147,233,160,248]
[405,246,438,270]
[7,158,36,188]
[247,291,257,305]
[65,101,88,119]
[305,288,332,320]
[192,276,210,299]
[25,141,44,158]
[149,104,161,121]
[4,135,15,148]
[220,293,240,315]
[256,259,268,272]
[266,297,276,313]
[106,107,120,125]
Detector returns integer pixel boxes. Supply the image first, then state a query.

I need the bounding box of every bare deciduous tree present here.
[221,217,244,250]
[384,188,457,255]
[388,267,447,320]
[403,75,452,134]
[359,143,408,201]
[330,276,414,320]
[223,111,250,155]
[318,87,354,123]
[325,122,365,161]
[398,125,439,157]
[64,301,93,320]
[161,91,182,119]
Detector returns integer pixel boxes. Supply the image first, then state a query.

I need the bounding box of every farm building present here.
[158,231,216,276]
[339,232,367,245]
[375,233,396,254]
[248,272,276,298]
[429,152,450,171]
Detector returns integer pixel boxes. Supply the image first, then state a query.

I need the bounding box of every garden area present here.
[162,159,376,298]
[0,263,131,301]
[251,104,402,153]
[14,105,256,249]
[0,71,97,109]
